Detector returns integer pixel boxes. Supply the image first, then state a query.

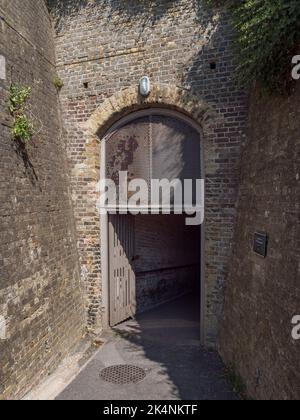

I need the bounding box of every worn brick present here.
[0,0,85,400]
[47,0,248,346]
[220,85,300,400]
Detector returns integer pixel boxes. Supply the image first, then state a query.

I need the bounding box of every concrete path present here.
[57,295,237,400]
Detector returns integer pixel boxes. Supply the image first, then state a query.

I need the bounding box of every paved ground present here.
[57,295,237,400]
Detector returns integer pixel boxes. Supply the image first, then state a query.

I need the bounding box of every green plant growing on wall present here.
[227,366,247,398]
[9,84,34,143]
[231,0,300,93]
[53,75,64,90]
[234,0,300,93]
[206,0,300,93]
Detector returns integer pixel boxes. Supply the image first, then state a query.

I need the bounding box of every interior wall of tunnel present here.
[134,214,201,313]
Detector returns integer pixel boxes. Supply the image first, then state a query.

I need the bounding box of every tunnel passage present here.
[134,213,201,313]
[105,110,203,327]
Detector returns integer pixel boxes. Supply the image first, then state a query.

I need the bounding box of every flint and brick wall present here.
[135,214,200,312]
[0,0,85,399]
[47,0,248,345]
[220,85,300,400]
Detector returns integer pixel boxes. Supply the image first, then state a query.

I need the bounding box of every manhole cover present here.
[100,365,147,385]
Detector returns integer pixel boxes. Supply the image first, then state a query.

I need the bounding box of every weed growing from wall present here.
[227,366,247,398]
[9,84,34,143]
[53,75,64,90]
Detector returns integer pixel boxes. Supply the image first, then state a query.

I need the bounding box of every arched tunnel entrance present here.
[100,109,204,343]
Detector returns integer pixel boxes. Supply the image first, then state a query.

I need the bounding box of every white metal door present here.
[109,214,136,326]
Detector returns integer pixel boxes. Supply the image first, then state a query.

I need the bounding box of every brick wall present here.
[1,0,298,400]
[47,0,248,345]
[220,85,300,400]
[0,0,85,399]
[135,214,200,312]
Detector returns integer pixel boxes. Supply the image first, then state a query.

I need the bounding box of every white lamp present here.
[139,76,151,97]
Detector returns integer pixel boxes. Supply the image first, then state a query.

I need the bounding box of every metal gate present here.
[109,214,136,326]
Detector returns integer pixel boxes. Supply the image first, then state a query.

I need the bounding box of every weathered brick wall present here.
[47,0,248,345]
[135,214,200,312]
[220,85,300,400]
[0,0,85,399]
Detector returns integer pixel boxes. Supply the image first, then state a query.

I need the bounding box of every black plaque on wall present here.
[253,232,268,258]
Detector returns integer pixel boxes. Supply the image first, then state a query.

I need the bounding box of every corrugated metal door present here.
[109,214,136,326]
[106,117,151,205]
[151,115,201,207]
[105,114,201,207]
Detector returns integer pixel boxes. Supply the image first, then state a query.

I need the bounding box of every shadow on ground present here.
[57,294,238,400]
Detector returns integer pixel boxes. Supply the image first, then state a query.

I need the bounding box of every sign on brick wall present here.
[253,232,268,258]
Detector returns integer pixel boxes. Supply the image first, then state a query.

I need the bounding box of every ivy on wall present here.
[207,0,300,93]
[232,0,300,93]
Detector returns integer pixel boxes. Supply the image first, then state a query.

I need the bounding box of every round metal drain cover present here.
[100,365,147,385]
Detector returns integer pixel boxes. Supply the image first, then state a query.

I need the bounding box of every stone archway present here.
[82,84,218,346]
